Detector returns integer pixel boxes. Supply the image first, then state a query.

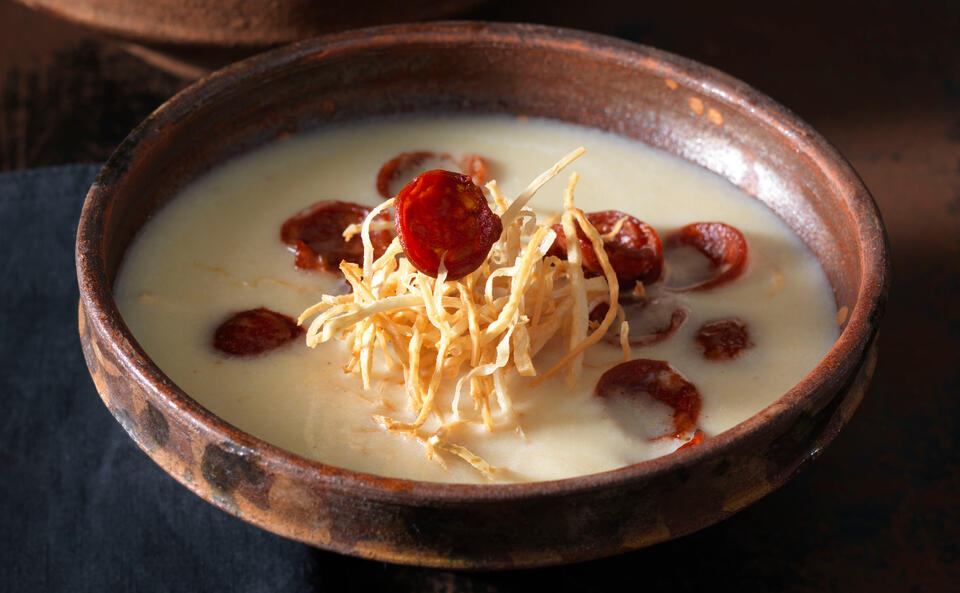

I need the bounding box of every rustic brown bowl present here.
[75,22,889,569]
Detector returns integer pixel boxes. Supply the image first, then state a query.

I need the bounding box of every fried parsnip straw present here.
[300,148,630,479]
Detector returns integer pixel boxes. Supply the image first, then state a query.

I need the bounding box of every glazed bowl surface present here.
[75,22,889,569]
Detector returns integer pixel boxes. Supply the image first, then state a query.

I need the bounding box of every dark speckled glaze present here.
[75,22,889,569]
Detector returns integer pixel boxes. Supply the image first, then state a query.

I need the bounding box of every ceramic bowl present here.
[75,22,889,569]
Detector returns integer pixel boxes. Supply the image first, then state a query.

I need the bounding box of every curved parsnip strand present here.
[482,225,552,339]
[531,208,625,387]
[487,179,509,214]
[343,219,394,241]
[451,322,516,419]
[361,198,394,283]
[559,173,588,385]
[500,147,585,228]
[371,417,496,480]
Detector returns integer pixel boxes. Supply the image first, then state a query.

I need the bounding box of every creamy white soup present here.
[115,115,838,484]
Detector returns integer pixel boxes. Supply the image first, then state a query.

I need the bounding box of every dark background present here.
[0,0,956,591]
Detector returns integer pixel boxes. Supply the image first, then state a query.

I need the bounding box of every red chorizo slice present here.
[663,222,748,290]
[547,211,663,286]
[213,308,303,356]
[280,200,392,272]
[695,317,753,360]
[590,297,688,347]
[376,151,491,198]
[596,359,702,439]
[394,169,502,280]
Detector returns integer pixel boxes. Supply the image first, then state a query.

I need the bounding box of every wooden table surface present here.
[1,0,956,590]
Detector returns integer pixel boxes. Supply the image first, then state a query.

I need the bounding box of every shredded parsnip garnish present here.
[300,148,631,479]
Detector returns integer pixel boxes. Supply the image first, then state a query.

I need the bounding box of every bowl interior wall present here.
[101,39,859,312]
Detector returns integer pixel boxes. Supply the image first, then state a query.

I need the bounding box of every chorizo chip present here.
[664,222,748,290]
[548,210,663,286]
[280,200,392,272]
[695,317,753,360]
[213,308,303,356]
[590,297,688,347]
[394,169,502,280]
[376,151,490,198]
[596,359,702,438]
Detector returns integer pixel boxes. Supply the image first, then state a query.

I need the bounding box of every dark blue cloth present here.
[0,165,323,592]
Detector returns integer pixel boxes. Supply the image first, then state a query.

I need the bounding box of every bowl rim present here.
[76,20,889,504]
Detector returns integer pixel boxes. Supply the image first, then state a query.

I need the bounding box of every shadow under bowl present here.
[75,22,889,569]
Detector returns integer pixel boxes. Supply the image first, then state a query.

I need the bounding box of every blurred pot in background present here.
[13,0,485,77]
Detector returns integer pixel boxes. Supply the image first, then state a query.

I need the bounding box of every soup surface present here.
[115,115,838,483]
